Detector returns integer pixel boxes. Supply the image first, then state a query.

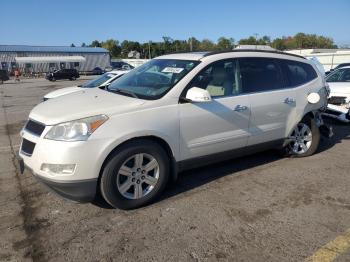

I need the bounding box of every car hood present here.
[44,86,82,99]
[30,88,145,125]
[328,82,350,96]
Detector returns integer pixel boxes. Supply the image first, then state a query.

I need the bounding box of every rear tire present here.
[286,117,320,157]
[100,140,170,209]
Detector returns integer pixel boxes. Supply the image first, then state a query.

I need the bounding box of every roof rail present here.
[202,49,306,59]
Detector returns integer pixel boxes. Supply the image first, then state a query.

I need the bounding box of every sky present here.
[1,0,350,47]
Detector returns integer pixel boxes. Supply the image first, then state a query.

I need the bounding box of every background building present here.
[286,49,350,71]
[0,45,110,73]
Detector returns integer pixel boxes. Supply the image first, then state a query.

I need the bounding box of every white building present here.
[0,45,111,73]
[286,49,350,71]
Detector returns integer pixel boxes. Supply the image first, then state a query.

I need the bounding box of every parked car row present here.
[323,66,350,122]
[44,62,134,82]
[19,50,332,209]
[0,69,10,84]
[43,70,129,100]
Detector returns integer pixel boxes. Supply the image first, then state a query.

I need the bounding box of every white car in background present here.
[323,66,350,122]
[326,66,350,101]
[43,70,129,101]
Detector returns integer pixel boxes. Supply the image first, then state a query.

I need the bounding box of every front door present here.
[179,59,251,160]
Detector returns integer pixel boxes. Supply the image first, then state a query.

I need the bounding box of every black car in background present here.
[46,69,80,81]
[91,67,104,75]
[326,63,350,75]
[0,70,10,84]
[111,61,134,70]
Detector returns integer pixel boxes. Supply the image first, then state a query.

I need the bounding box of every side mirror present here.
[307,92,320,104]
[185,87,212,103]
[99,83,110,90]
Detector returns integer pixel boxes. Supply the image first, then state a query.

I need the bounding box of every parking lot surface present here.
[1,77,350,262]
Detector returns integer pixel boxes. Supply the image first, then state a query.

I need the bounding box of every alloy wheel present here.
[116,153,159,199]
[288,123,313,154]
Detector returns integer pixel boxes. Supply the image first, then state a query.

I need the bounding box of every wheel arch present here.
[98,135,178,184]
[302,111,316,121]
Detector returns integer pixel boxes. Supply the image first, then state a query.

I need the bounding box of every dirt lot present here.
[1,77,350,262]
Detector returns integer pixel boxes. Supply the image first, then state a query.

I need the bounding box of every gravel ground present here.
[1,77,350,262]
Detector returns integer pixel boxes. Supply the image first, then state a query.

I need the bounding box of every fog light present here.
[40,163,76,175]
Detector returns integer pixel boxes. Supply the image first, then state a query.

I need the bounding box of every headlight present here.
[45,115,108,141]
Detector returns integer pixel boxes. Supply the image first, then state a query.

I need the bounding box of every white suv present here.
[19,50,330,209]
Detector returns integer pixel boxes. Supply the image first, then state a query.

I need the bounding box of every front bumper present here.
[18,123,115,203]
[322,104,350,123]
[315,111,334,138]
[18,156,97,202]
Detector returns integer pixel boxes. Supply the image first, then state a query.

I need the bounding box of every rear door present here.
[238,57,297,146]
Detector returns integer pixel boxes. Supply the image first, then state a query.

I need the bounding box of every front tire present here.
[286,117,320,157]
[100,140,170,209]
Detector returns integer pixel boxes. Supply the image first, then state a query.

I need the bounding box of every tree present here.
[200,39,215,51]
[217,37,235,50]
[101,39,121,58]
[238,36,258,45]
[259,35,271,45]
[270,33,336,50]
[70,43,75,47]
[162,36,174,53]
[173,40,188,52]
[82,32,336,57]
[271,38,287,50]
[90,40,102,47]
[81,43,86,47]
[120,40,142,58]
[188,37,201,51]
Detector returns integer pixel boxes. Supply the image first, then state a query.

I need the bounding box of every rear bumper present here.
[18,157,97,203]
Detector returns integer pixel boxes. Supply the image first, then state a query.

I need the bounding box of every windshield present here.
[108,59,200,99]
[82,73,117,88]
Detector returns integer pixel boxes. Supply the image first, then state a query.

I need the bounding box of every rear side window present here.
[281,60,317,87]
[239,58,284,93]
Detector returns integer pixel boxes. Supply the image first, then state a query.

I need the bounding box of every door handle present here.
[234,105,248,112]
[284,98,296,104]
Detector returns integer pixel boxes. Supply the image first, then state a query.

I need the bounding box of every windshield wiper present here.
[110,88,139,98]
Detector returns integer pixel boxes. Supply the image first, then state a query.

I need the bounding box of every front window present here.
[187,59,241,98]
[82,73,117,88]
[108,59,200,99]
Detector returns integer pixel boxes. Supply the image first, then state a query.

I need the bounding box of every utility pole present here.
[148,41,151,59]
[254,33,258,49]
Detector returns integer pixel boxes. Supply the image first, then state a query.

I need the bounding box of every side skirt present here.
[177,139,284,172]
